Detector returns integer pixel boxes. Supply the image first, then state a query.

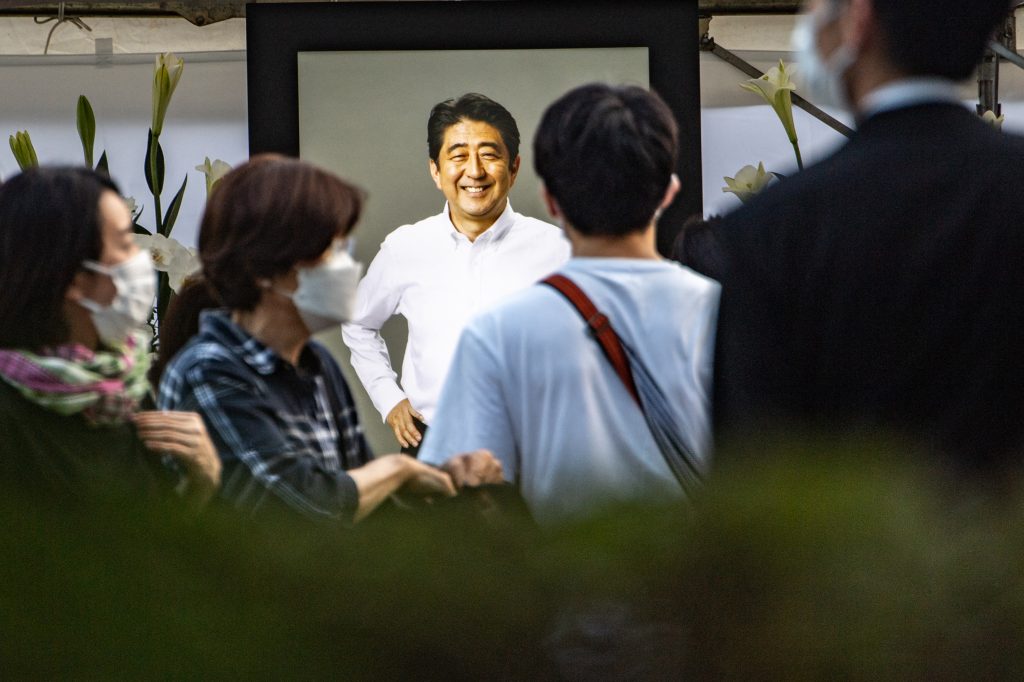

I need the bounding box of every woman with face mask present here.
[0,167,220,505]
[155,155,461,523]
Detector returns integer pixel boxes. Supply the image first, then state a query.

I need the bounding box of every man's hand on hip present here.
[387,398,424,449]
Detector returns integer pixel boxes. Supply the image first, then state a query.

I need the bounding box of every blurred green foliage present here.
[1,435,1022,678]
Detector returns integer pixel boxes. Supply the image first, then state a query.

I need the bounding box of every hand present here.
[442,449,504,488]
[349,454,455,521]
[398,455,457,498]
[134,410,222,503]
[386,398,424,449]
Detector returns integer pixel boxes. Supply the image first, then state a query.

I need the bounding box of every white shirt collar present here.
[443,200,515,244]
[860,77,962,119]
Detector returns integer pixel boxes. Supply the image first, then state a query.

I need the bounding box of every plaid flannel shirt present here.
[158,311,371,522]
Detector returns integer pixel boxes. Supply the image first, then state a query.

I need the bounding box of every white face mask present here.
[792,3,858,112]
[277,242,364,334]
[79,249,157,347]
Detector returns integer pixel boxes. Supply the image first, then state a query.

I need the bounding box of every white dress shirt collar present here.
[443,199,516,245]
[861,77,962,120]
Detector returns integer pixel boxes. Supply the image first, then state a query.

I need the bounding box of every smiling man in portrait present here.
[342,93,570,454]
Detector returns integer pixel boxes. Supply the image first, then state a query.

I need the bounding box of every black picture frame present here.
[247,0,702,254]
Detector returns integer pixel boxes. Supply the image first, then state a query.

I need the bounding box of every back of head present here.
[428,93,521,166]
[155,154,362,380]
[533,83,678,237]
[0,167,118,350]
[869,0,1011,80]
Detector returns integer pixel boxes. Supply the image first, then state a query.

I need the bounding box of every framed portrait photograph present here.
[247,0,701,452]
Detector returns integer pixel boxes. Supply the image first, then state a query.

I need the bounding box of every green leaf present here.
[144,129,165,195]
[133,223,153,236]
[95,150,109,176]
[76,95,96,168]
[161,176,187,237]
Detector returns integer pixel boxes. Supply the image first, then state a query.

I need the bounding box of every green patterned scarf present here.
[0,331,152,427]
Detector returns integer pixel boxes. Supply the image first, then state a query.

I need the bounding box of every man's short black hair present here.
[427,93,520,167]
[0,167,119,349]
[533,83,678,237]
[841,0,1011,80]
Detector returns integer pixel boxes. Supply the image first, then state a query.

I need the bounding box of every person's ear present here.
[658,174,681,212]
[428,158,442,191]
[64,270,90,303]
[843,0,875,51]
[507,155,521,187]
[540,184,562,221]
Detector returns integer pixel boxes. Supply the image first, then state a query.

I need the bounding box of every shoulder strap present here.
[542,273,704,495]
[542,274,641,408]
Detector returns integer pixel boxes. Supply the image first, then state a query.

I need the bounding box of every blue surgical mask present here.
[792,4,858,112]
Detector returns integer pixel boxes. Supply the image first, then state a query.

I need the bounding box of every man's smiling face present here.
[429,118,520,233]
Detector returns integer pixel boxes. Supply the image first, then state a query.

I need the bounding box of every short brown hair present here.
[153,156,363,384]
[199,154,363,311]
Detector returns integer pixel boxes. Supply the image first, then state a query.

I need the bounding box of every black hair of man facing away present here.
[419,84,720,526]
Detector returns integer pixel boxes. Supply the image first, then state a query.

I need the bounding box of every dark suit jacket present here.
[705,103,1024,470]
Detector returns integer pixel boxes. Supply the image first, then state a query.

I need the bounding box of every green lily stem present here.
[148,133,164,235]
[791,139,804,172]
[155,271,171,351]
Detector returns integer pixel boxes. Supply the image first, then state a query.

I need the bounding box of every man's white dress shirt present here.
[342,201,570,423]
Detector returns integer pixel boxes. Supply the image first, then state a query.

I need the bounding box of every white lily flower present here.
[135,232,200,293]
[723,162,772,203]
[195,157,232,196]
[741,60,804,170]
[151,52,184,136]
[981,109,1005,130]
[741,60,798,144]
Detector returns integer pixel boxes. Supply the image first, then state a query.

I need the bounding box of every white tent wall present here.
[0,16,246,55]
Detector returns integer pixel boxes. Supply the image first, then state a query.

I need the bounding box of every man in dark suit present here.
[702,0,1024,471]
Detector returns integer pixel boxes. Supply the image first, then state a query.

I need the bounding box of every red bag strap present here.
[542,274,641,407]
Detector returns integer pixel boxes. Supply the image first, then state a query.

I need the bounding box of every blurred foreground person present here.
[157,155,466,523]
[699,0,1024,470]
[420,85,720,525]
[0,167,220,504]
